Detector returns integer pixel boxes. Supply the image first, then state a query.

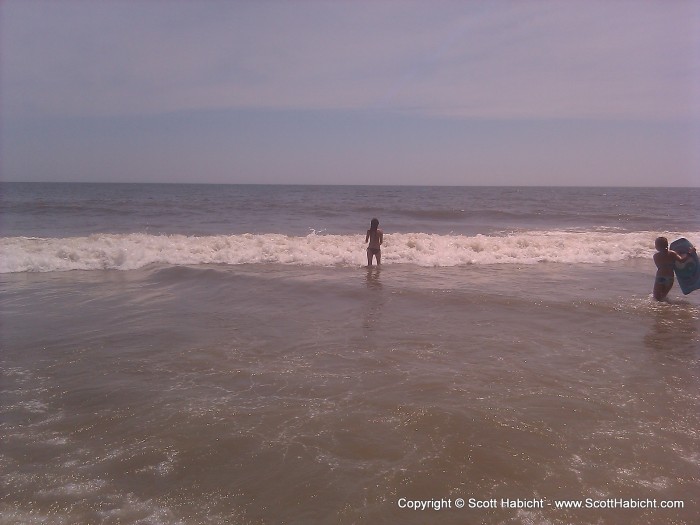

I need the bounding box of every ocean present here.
[1,183,699,525]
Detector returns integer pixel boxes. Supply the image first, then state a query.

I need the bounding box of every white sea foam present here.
[0,230,695,273]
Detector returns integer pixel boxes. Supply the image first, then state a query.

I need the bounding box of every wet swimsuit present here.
[368,247,381,255]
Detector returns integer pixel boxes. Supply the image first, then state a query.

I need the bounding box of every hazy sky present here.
[2,1,699,186]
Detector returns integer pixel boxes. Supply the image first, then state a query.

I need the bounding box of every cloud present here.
[2,0,699,120]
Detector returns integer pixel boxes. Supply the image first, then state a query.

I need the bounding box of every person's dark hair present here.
[370,218,379,231]
[655,236,668,251]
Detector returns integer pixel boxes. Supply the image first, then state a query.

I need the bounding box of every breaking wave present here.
[1,230,695,273]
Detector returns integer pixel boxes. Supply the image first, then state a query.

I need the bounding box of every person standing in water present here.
[365,218,383,267]
[653,236,694,301]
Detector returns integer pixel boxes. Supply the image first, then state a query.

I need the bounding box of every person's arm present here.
[672,248,694,262]
[365,230,370,243]
[379,231,383,245]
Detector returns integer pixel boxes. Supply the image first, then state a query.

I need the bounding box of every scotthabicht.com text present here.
[397,497,685,511]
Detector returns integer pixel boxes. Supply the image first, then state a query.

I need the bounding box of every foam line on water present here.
[1,231,697,273]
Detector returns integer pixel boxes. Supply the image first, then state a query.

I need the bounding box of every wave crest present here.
[0,231,692,273]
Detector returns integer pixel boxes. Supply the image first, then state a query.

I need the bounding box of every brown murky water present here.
[2,262,699,524]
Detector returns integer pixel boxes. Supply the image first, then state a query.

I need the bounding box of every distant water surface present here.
[2,183,699,237]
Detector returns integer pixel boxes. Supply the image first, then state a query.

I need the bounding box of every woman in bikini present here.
[365,218,383,267]
[653,236,694,301]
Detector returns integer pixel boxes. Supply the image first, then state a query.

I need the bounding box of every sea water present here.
[1,183,699,524]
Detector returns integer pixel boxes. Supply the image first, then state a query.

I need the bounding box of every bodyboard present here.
[669,238,700,295]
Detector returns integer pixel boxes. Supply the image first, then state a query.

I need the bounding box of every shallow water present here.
[2,261,699,524]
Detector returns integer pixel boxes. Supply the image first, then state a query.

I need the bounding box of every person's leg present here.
[653,278,673,301]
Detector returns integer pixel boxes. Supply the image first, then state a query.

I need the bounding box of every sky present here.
[1,0,699,186]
